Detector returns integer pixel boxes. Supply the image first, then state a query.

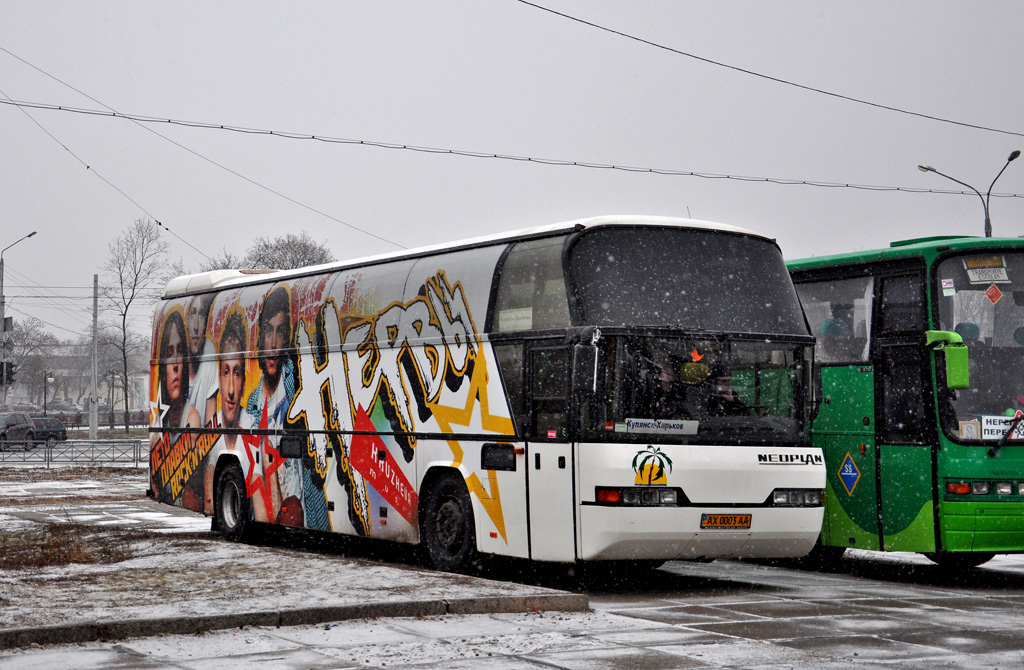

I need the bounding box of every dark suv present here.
[0,412,35,449]
[32,416,68,448]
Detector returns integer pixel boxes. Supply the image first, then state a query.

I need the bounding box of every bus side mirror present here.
[926,330,969,390]
[572,344,598,394]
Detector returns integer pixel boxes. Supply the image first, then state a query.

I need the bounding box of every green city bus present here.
[789,235,1024,569]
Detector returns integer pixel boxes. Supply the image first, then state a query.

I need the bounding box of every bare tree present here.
[202,248,247,271]
[243,231,335,270]
[4,317,60,407]
[161,231,334,284]
[103,219,168,433]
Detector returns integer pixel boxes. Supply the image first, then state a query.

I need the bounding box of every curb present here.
[0,593,589,650]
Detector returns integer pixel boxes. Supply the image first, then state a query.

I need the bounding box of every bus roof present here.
[787,234,1024,273]
[163,215,762,298]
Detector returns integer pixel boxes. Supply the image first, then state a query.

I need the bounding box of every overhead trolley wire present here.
[515,0,1024,139]
[0,84,213,261]
[0,45,404,252]
[2,96,1021,200]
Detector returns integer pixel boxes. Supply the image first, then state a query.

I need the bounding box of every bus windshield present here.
[568,227,809,336]
[582,334,811,446]
[936,251,1024,440]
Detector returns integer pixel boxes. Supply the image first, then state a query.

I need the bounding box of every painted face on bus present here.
[219,340,245,429]
[262,310,288,380]
[161,318,187,404]
[186,296,208,363]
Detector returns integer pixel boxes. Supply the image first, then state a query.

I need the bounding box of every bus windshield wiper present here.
[990,414,1024,457]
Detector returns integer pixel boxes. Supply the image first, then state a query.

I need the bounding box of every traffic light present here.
[1,361,15,384]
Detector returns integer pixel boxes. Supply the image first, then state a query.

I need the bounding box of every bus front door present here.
[526,346,577,562]
[816,364,881,551]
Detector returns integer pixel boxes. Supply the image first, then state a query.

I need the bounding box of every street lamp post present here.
[1,231,38,397]
[918,151,1021,237]
[43,371,54,416]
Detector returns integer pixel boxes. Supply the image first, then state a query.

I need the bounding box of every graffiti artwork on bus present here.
[150,269,514,541]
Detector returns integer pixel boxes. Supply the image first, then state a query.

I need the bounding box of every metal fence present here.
[0,440,146,468]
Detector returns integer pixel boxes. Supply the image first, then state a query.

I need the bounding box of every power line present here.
[2,97,1021,200]
[0,88,212,262]
[5,306,85,337]
[0,45,404,252]
[3,265,93,328]
[515,0,1024,139]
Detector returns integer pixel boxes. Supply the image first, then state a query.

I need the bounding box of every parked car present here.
[0,412,35,449]
[32,416,68,448]
[49,402,83,413]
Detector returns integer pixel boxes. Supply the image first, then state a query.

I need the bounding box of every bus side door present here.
[525,345,577,562]
[816,364,880,551]
[874,271,935,553]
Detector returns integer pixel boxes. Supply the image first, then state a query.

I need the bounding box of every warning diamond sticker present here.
[838,452,861,495]
[985,283,1004,305]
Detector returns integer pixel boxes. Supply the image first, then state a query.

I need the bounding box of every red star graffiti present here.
[240,401,284,521]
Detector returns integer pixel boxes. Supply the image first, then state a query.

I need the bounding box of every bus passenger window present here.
[794,276,873,363]
[879,274,924,333]
[531,348,568,439]
[493,237,571,332]
[494,344,526,434]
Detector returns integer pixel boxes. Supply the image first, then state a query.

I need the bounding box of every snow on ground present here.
[0,467,565,631]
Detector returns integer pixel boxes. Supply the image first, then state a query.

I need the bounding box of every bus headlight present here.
[972,482,990,495]
[995,482,1013,496]
[596,487,683,506]
[769,489,822,507]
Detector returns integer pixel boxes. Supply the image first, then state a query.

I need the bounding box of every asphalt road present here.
[3,474,1024,668]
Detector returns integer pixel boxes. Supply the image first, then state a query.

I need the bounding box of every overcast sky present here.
[2,1,1023,338]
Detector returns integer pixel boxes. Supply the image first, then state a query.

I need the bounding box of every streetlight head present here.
[26,231,37,238]
[918,164,935,173]
[1009,150,1021,162]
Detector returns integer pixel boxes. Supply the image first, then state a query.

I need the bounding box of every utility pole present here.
[90,274,99,439]
[1,231,38,401]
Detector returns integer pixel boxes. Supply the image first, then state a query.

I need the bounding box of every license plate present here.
[700,513,752,529]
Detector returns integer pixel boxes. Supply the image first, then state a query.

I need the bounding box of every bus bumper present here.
[940,501,1024,553]
[578,506,823,561]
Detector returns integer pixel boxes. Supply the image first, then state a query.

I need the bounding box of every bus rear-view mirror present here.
[926,330,969,390]
[572,344,598,393]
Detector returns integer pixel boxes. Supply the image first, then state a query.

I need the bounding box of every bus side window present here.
[880,345,930,444]
[794,276,873,363]
[494,343,526,435]
[530,348,569,439]
[879,274,925,333]
[493,237,571,333]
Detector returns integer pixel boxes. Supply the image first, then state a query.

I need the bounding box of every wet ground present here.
[2,467,1023,668]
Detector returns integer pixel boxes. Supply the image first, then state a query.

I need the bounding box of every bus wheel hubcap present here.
[436,500,463,551]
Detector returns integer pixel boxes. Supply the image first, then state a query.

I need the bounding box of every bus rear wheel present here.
[924,552,995,570]
[215,463,253,543]
[421,473,478,573]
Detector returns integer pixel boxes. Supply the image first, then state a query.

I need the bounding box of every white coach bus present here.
[148,215,824,572]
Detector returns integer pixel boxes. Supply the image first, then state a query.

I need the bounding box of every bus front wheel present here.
[215,463,253,543]
[421,473,478,573]
[924,552,995,570]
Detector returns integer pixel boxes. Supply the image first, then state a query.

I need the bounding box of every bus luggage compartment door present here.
[527,441,576,561]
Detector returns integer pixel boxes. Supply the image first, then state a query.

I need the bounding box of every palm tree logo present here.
[633,445,672,486]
